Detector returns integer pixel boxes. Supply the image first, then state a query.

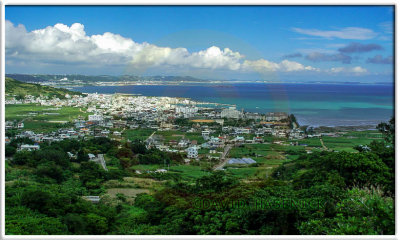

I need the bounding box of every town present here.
[5,91,310,170]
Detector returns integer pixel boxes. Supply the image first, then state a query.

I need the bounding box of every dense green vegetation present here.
[6,77,82,99]
[5,118,395,235]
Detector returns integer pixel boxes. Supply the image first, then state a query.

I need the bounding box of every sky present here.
[5,6,394,82]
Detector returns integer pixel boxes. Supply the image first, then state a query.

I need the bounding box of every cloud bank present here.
[5,21,370,77]
[366,55,393,64]
[338,42,383,53]
[305,52,352,64]
[292,27,377,40]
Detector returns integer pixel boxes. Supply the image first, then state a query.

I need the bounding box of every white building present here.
[186,146,198,159]
[221,107,241,119]
[19,144,40,151]
[202,130,210,140]
[175,106,198,114]
[88,114,103,121]
[265,112,288,121]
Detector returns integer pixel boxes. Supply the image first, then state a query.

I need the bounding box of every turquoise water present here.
[72,83,394,126]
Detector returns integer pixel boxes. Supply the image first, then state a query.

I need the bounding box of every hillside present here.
[5,77,83,99]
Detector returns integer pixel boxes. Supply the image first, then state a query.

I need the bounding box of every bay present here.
[72,83,394,127]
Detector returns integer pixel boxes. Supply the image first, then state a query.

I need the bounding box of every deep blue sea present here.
[72,83,394,127]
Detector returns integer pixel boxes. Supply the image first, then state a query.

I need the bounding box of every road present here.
[93,154,108,171]
[213,144,232,171]
[146,131,156,142]
[320,137,328,150]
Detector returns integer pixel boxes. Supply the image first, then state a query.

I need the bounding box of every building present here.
[265,112,288,121]
[289,129,305,140]
[19,144,40,151]
[155,169,168,173]
[88,114,103,122]
[175,106,198,114]
[82,196,100,204]
[186,146,198,159]
[202,130,210,140]
[221,107,241,119]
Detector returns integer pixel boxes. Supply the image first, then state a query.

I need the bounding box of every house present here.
[17,122,24,129]
[265,112,288,122]
[82,196,100,204]
[155,169,168,173]
[221,107,241,119]
[19,144,40,151]
[201,142,210,148]
[67,152,76,159]
[234,136,245,142]
[101,130,110,135]
[202,130,210,140]
[186,146,198,159]
[235,128,250,134]
[289,129,304,140]
[113,120,127,129]
[178,139,190,148]
[190,140,198,146]
[88,114,103,122]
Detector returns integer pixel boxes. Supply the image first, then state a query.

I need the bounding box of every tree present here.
[63,213,87,234]
[377,117,394,144]
[6,216,68,234]
[5,145,17,157]
[36,162,65,183]
[84,213,108,234]
[131,140,147,154]
[11,151,33,166]
[77,149,89,162]
[299,187,394,235]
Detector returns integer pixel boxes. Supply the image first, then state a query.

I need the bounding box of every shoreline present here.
[51,84,394,129]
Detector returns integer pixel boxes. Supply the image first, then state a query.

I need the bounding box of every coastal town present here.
[5,91,311,171]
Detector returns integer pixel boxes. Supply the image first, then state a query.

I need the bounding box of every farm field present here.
[5,104,88,121]
[123,128,154,141]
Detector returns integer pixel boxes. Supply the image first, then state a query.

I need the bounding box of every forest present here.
[5,118,395,235]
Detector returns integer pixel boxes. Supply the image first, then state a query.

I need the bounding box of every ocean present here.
[71,83,394,127]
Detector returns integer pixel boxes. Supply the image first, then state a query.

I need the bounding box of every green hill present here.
[5,77,83,99]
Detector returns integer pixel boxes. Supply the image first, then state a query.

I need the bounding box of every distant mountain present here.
[5,74,210,83]
[5,77,83,99]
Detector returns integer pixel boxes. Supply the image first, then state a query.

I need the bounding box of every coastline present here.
[69,83,393,129]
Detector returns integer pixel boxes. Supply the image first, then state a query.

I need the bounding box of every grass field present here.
[226,167,258,178]
[229,144,272,158]
[290,131,383,152]
[225,143,293,179]
[123,128,154,141]
[6,104,87,132]
[321,135,382,152]
[23,121,71,133]
[156,130,205,144]
[168,165,211,180]
[6,104,88,121]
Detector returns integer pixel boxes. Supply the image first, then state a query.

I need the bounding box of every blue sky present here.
[5,6,394,82]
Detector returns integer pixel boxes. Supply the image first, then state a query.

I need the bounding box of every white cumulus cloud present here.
[6,20,367,77]
[242,59,319,72]
[329,66,368,75]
